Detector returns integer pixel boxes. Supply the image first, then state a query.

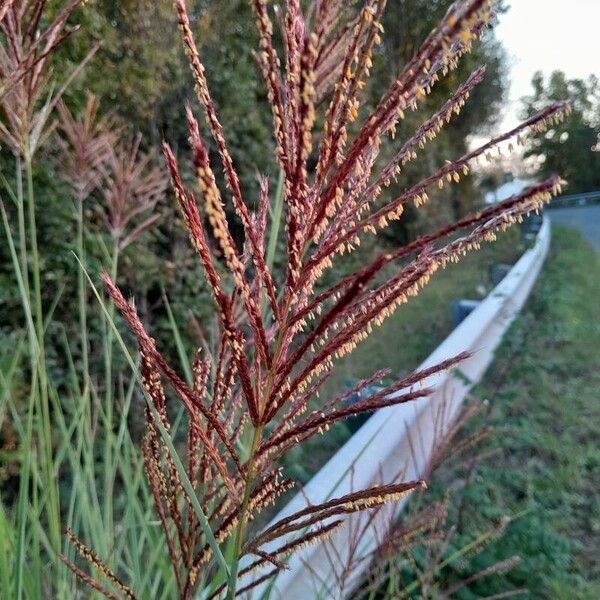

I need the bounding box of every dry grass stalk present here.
[100,134,168,250]
[0,0,97,158]
[56,94,116,202]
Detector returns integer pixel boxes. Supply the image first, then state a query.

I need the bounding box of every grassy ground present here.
[402,226,600,598]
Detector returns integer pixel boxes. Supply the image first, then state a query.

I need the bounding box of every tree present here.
[522,70,600,194]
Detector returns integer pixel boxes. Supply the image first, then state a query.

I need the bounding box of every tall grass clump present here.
[1,0,570,598]
[0,2,170,598]
[0,1,96,595]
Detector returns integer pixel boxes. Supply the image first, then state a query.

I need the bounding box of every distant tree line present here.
[523,70,600,195]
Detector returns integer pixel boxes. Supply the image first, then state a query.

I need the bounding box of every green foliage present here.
[523,70,600,194]
[63,0,274,184]
[43,0,278,359]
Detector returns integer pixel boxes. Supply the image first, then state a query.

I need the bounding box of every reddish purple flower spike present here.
[57,0,570,597]
[100,134,168,249]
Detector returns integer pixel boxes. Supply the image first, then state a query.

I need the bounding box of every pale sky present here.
[495,0,600,131]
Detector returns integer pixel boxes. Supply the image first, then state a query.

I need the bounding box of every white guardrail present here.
[245,217,551,599]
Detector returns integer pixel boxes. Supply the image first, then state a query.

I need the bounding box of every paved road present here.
[547,205,600,252]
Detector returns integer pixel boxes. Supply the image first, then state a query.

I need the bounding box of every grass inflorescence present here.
[0,0,572,598]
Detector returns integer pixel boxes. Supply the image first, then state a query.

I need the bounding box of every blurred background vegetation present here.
[0,0,511,379]
[0,0,500,409]
[522,70,600,192]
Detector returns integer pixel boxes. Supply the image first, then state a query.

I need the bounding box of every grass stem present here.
[24,150,60,553]
[226,424,263,599]
[76,196,90,397]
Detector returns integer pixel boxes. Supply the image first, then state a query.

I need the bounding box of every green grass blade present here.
[162,290,193,385]
[0,201,37,349]
[0,503,13,596]
[14,373,37,600]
